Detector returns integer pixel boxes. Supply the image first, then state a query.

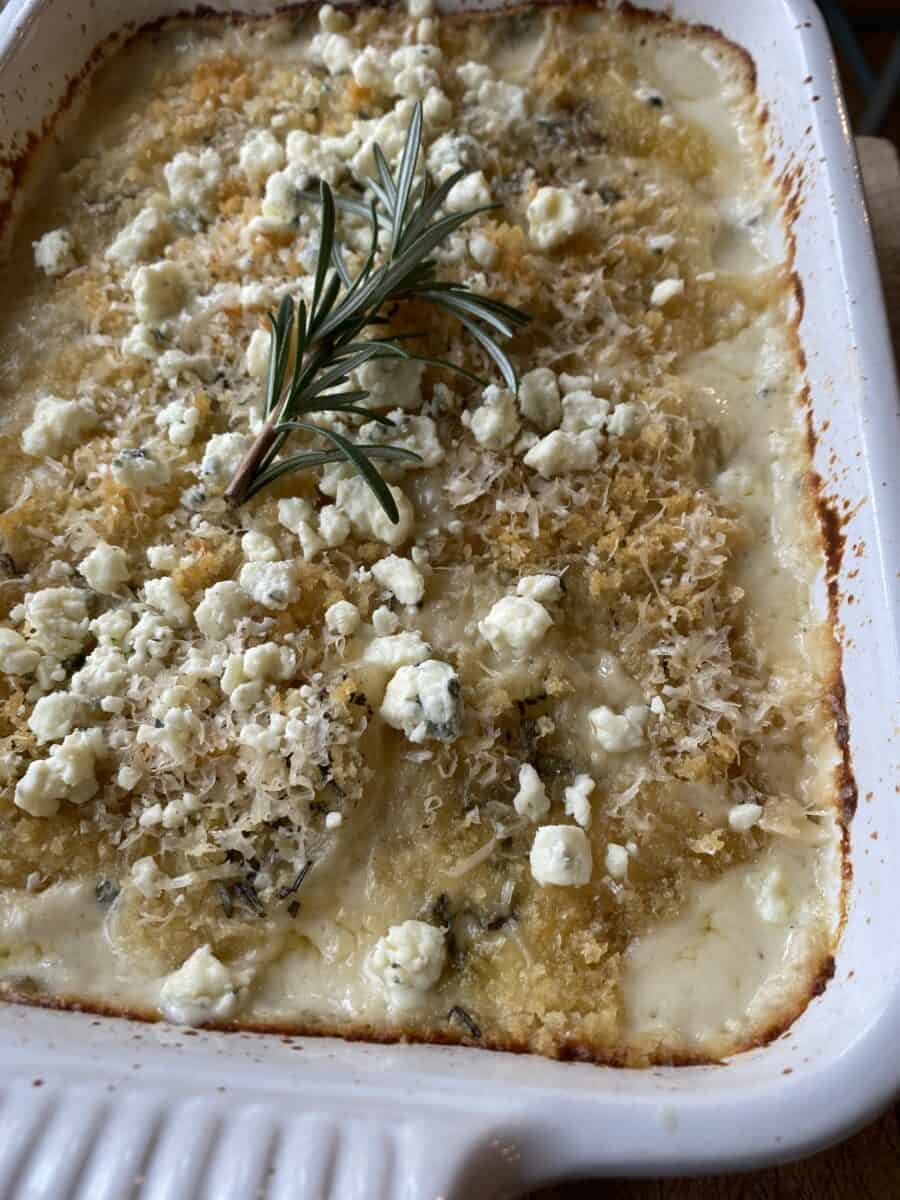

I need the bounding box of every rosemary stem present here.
[224,409,281,505]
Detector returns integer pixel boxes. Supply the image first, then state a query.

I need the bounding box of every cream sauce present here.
[622,841,833,1054]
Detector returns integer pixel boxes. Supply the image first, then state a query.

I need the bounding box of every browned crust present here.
[0,959,836,1067]
[0,21,140,242]
[0,0,856,1067]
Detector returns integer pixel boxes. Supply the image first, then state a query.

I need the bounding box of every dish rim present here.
[0,0,897,1193]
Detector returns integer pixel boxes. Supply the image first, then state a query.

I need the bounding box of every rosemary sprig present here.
[225,101,531,520]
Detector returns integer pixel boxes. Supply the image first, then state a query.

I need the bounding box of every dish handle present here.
[0,1077,534,1199]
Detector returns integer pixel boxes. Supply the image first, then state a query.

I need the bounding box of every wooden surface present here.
[530,136,900,1200]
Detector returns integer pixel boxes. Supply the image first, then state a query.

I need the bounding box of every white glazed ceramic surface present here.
[0,1,898,1196]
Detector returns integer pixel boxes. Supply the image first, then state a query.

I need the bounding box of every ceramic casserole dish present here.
[0,0,898,1195]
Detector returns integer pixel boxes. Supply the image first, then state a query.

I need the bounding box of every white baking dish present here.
[0,0,898,1194]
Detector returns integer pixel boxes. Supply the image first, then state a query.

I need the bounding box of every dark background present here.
[820,0,900,143]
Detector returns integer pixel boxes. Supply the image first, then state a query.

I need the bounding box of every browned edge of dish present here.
[0,0,857,1067]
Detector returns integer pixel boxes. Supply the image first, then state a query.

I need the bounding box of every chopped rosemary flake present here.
[448,1005,482,1039]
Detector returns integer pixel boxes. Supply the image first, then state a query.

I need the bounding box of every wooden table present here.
[532,136,900,1200]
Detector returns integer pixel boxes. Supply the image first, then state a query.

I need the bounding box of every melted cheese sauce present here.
[0,4,844,1064]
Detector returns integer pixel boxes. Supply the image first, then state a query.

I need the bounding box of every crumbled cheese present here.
[728,802,763,832]
[325,811,343,830]
[649,695,666,716]
[221,642,296,709]
[468,232,498,268]
[137,707,203,765]
[355,357,424,411]
[527,187,584,250]
[513,763,550,822]
[239,130,285,182]
[90,607,132,645]
[276,497,323,560]
[605,843,629,880]
[457,61,492,92]
[200,433,250,491]
[650,277,684,306]
[466,385,519,450]
[318,504,350,548]
[106,207,171,265]
[195,581,250,639]
[560,390,610,434]
[368,920,446,1008]
[516,574,563,605]
[478,595,552,658]
[319,3,351,31]
[518,367,561,432]
[33,228,76,276]
[335,476,414,547]
[530,826,592,887]
[147,544,179,572]
[133,261,189,324]
[372,555,425,605]
[241,531,279,562]
[28,692,79,743]
[159,945,237,1026]
[125,611,175,673]
[239,560,300,610]
[163,148,222,215]
[445,171,492,212]
[523,430,599,478]
[364,631,431,673]
[17,587,90,661]
[360,411,444,470]
[77,544,129,599]
[309,31,355,75]
[588,704,648,752]
[277,497,314,531]
[245,328,271,379]
[422,87,452,127]
[564,774,595,829]
[390,45,441,99]
[351,46,389,92]
[325,600,360,636]
[371,606,399,636]
[143,577,191,627]
[121,323,161,360]
[381,659,461,743]
[558,373,592,394]
[285,128,358,183]
[156,399,201,447]
[459,68,528,134]
[607,402,641,437]
[0,629,40,676]
[14,760,66,817]
[426,131,478,183]
[70,644,128,699]
[258,162,311,226]
[117,765,142,791]
[111,448,169,492]
[14,727,104,817]
[21,395,98,459]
